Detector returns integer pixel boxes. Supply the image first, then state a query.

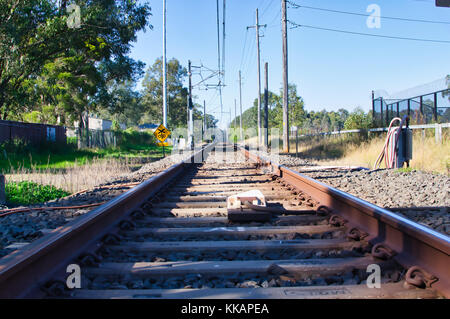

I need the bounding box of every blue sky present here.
[129,0,450,128]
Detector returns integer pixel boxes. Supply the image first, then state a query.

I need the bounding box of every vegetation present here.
[0,129,170,172]
[292,129,449,174]
[232,83,368,136]
[6,181,70,205]
[0,2,217,148]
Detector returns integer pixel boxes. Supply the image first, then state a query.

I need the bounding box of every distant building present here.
[138,123,159,132]
[74,117,126,131]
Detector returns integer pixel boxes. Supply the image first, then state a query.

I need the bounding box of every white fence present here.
[290,122,449,144]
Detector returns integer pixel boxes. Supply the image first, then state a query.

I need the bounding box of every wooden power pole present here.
[188,60,193,148]
[264,62,269,149]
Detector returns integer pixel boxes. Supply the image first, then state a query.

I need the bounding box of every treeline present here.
[232,84,373,135]
[0,1,217,138]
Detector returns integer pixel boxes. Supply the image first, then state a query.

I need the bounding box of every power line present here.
[288,21,450,44]
[239,29,249,71]
[287,1,450,25]
[261,0,276,17]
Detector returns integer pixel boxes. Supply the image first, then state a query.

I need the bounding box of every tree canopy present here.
[0,0,151,125]
[141,57,218,129]
[232,84,364,136]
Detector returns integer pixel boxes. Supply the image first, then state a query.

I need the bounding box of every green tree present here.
[141,58,189,128]
[344,107,372,130]
[0,0,151,122]
[97,80,143,127]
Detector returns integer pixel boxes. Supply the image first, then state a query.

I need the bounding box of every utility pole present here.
[264,62,269,149]
[234,99,237,129]
[222,0,226,86]
[188,60,194,149]
[204,100,207,132]
[162,0,168,128]
[248,9,266,149]
[239,70,243,140]
[282,0,289,153]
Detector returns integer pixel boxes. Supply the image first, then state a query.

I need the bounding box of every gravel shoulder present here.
[255,151,449,236]
[0,151,195,258]
[1,147,448,259]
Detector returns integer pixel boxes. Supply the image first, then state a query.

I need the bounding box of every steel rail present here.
[241,147,450,298]
[0,143,216,298]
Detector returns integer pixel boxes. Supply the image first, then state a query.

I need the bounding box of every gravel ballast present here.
[253,150,449,236]
[1,146,448,259]
[0,150,196,258]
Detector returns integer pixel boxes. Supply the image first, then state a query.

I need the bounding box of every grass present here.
[288,129,449,174]
[5,157,134,194]
[1,136,173,196]
[6,181,70,205]
[244,128,449,174]
[0,140,172,172]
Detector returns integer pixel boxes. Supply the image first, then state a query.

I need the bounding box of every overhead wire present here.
[287,2,450,25]
[288,21,450,44]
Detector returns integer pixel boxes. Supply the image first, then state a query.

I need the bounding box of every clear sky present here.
[129,0,450,128]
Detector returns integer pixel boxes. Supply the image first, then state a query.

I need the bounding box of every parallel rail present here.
[0,142,447,299]
[242,147,450,298]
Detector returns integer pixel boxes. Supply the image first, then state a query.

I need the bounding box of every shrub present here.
[6,181,70,205]
[115,128,156,149]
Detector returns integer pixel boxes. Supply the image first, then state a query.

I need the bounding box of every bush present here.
[115,128,156,149]
[6,181,70,205]
[344,108,373,130]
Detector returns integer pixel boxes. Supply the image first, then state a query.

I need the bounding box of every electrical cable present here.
[288,21,450,44]
[287,1,450,25]
[374,117,406,169]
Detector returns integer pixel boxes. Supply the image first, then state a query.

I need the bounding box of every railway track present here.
[0,143,448,299]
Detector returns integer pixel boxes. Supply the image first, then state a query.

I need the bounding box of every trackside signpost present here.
[154,124,171,157]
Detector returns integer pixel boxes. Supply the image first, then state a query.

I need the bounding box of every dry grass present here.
[5,157,133,194]
[244,129,449,174]
[299,131,450,174]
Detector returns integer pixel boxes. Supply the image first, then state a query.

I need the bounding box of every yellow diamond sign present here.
[154,124,171,143]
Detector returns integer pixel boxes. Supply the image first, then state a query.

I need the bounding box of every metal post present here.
[203,100,206,141]
[434,92,438,122]
[264,62,269,149]
[239,70,243,140]
[372,91,375,126]
[420,95,424,124]
[295,129,298,157]
[234,99,237,129]
[256,9,262,148]
[162,0,168,128]
[282,0,289,153]
[188,60,193,149]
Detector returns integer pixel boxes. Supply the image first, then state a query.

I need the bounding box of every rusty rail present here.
[241,147,450,298]
[0,143,216,298]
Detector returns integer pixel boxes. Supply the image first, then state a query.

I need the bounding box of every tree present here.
[0,0,151,122]
[97,80,143,127]
[141,58,188,128]
[344,107,372,130]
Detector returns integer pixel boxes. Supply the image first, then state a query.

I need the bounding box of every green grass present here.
[397,167,414,173]
[6,181,70,205]
[0,140,172,173]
